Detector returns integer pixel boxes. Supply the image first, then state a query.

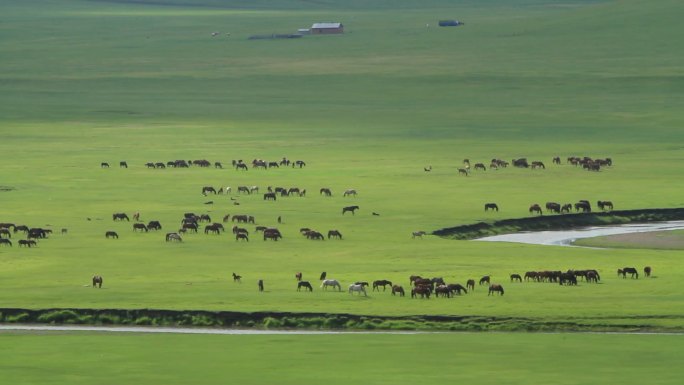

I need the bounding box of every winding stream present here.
[474,220,684,247]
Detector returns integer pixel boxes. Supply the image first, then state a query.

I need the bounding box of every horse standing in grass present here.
[92,275,103,288]
[348,284,367,296]
[510,274,522,282]
[466,279,475,291]
[479,275,491,285]
[484,203,499,212]
[342,206,359,215]
[391,285,405,296]
[488,284,504,296]
[297,281,313,291]
[644,266,652,277]
[321,279,341,291]
[372,280,392,291]
[232,273,242,283]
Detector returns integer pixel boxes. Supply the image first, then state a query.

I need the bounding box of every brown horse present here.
[466,279,475,291]
[479,275,491,285]
[235,233,249,241]
[644,266,652,277]
[510,274,522,282]
[621,267,639,279]
[411,286,431,299]
[92,275,103,288]
[297,281,313,291]
[105,231,118,239]
[112,213,129,221]
[488,284,504,296]
[484,203,499,212]
[327,230,342,239]
[232,273,242,283]
[133,223,148,232]
[342,206,359,215]
[295,272,303,281]
[372,280,392,291]
[18,239,37,247]
[597,200,614,211]
[391,285,405,297]
[320,188,332,196]
[529,204,542,215]
[447,283,467,295]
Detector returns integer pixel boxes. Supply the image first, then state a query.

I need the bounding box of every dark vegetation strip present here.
[432,208,684,240]
[1,308,682,333]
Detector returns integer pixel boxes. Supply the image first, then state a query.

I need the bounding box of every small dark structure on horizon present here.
[438,20,464,27]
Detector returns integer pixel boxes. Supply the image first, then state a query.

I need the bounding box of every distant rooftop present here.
[311,22,342,29]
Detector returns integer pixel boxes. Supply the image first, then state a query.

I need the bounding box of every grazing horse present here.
[621,267,639,279]
[113,213,129,221]
[295,272,303,281]
[545,202,561,214]
[165,232,182,242]
[484,203,499,212]
[232,273,242,283]
[575,201,591,213]
[235,233,249,241]
[133,223,148,232]
[263,192,277,201]
[458,168,469,176]
[147,221,162,231]
[435,285,451,298]
[488,284,504,296]
[348,284,367,296]
[529,204,543,215]
[120,161,128,168]
[447,283,467,295]
[372,280,392,291]
[479,276,491,285]
[391,285,405,296]
[510,274,522,282]
[342,206,359,215]
[235,163,248,171]
[202,186,217,195]
[412,231,427,238]
[18,240,37,247]
[466,279,475,291]
[92,275,103,288]
[411,286,431,299]
[343,189,357,197]
[0,238,12,246]
[297,281,313,292]
[0,228,11,238]
[531,161,545,169]
[321,279,342,291]
[474,163,486,171]
[204,224,222,234]
[263,229,282,241]
[105,231,118,239]
[597,200,614,211]
[327,230,342,239]
[561,203,573,213]
[320,188,332,196]
[552,156,561,165]
[258,280,264,292]
[644,266,652,277]
[101,162,110,168]
[306,231,325,240]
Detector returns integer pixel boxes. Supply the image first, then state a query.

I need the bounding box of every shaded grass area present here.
[574,229,684,250]
[2,307,683,332]
[433,208,684,240]
[1,332,683,385]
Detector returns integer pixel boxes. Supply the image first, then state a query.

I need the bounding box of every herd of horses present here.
[0,223,55,248]
[481,200,614,215]
[103,158,308,171]
[457,156,612,175]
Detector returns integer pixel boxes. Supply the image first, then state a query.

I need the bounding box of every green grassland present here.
[1,331,683,385]
[1,0,683,330]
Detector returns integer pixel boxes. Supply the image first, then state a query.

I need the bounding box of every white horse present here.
[343,189,357,197]
[348,284,367,296]
[321,279,341,291]
[250,186,259,194]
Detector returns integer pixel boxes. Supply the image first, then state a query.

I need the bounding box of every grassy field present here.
[1,0,683,331]
[1,331,683,385]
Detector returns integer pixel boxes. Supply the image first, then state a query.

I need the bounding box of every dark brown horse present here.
[105,231,118,239]
[529,204,542,215]
[488,284,504,296]
[466,279,475,291]
[327,230,343,239]
[372,280,392,291]
[510,274,522,282]
[644,266,652,277]
[621,267,639,279]
[133,223,148,232]
[484,203,499,212]
[297,281,313,291]
[92,275,103,288]
[306,231,325,240]
[295,272,303,281]
[597,200,614,211]
[479,275,491,285]
[447,283,468,295]
[391,285,405,297]
[263,192,277,201]
[232,273,242,283]
[411,286,431,299]
[18,239,37,247]
[342,206,359,215]
[320,188,332,196]
[113,213,129,221]
[0,238,11,246]
[148,221,162,231]
[202,186,217,195]
[235,233,249,241]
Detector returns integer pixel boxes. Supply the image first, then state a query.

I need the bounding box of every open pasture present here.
[1,0,684,330]
[1,331,684,385]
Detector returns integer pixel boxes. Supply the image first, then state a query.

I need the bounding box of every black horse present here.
[484,203,499,212]
[297,281,313,291]
[372,280,392,291]
[342,206,359,215]
[113,213,129,221]
[92,275,103,288]
[105,231,118,239]
[621,267,639,279]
